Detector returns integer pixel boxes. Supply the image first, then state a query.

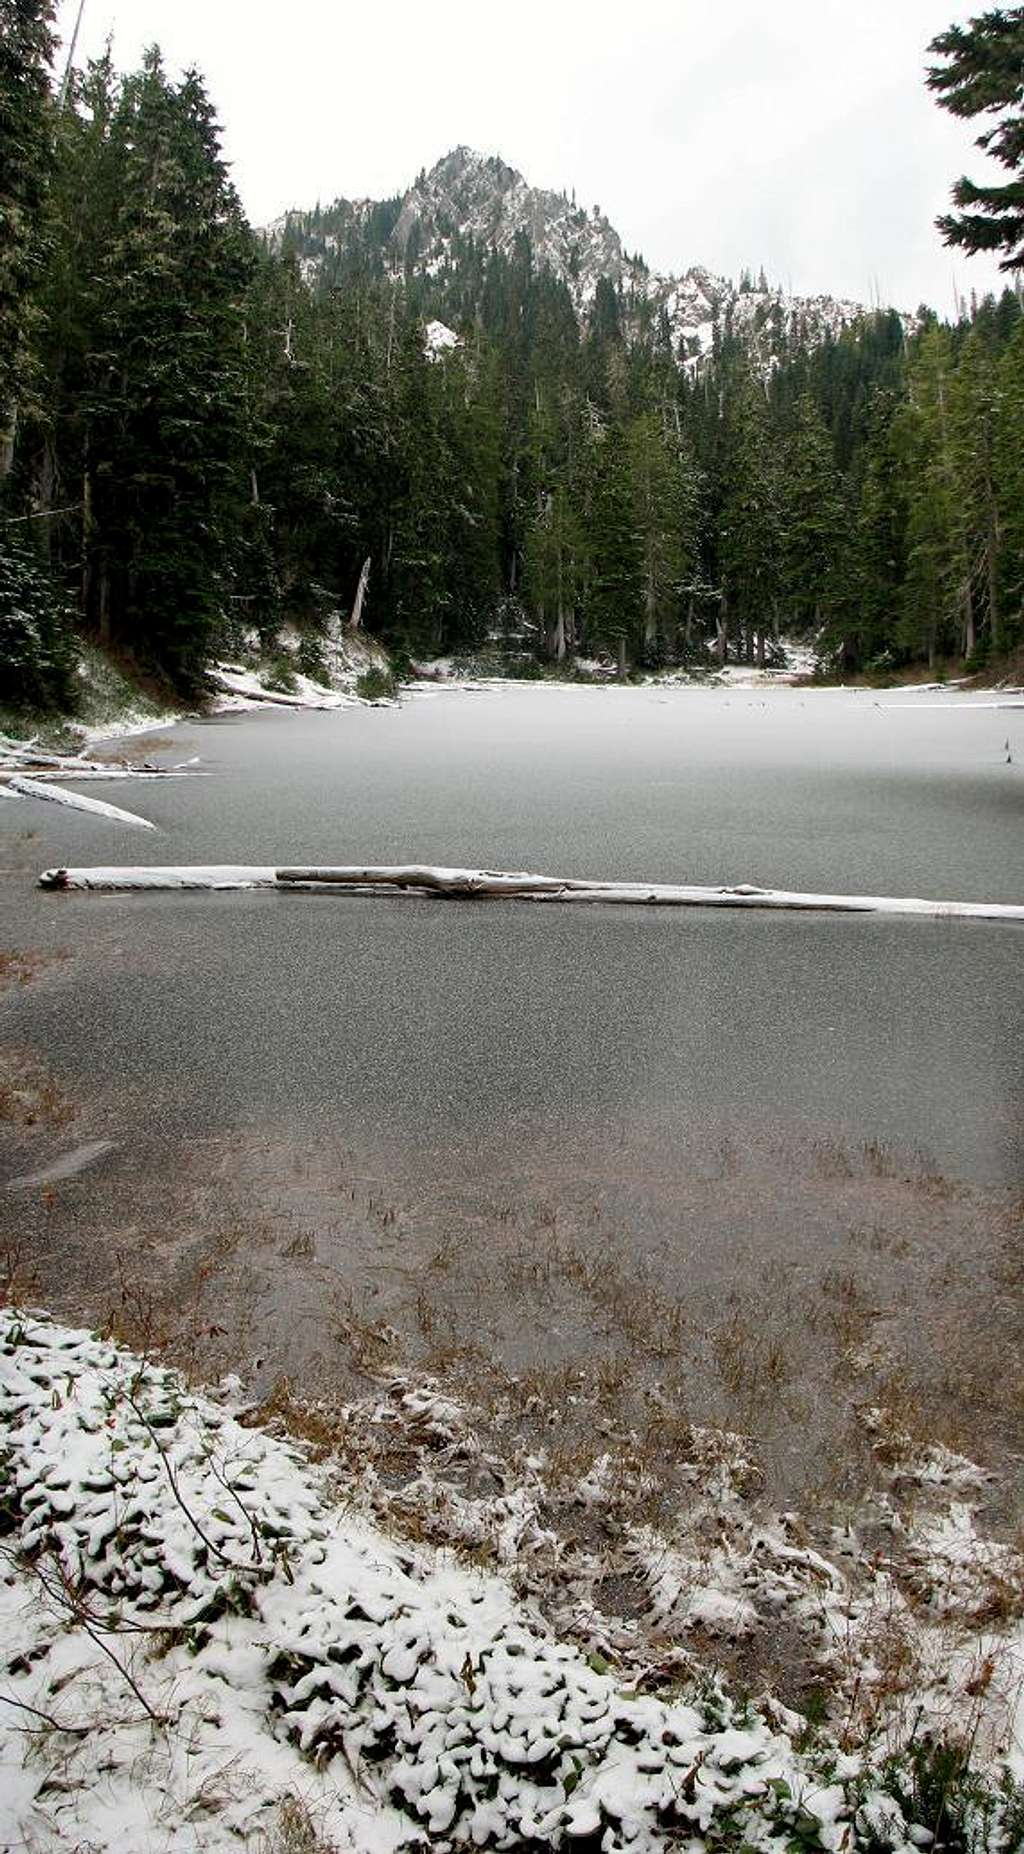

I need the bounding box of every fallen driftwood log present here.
[11,777,156,829]
[37,862,1024,920]
[208,666,346,710]
[0,737,199,780]
[40,864,277,890]
[0,765,196,782]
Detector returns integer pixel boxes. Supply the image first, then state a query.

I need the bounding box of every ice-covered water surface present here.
[1,686,1022,1494]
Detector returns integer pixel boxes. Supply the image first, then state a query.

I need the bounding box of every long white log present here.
[0,768,196,784]
[276,865,1024,920]
[10,777,156,829]
[877,699,1024,711]
[39,865,278,890]
[36,861,1024,919]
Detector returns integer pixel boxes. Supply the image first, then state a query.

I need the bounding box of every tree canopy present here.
[927,6,1024,271]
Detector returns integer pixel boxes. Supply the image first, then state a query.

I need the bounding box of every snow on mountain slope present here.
[266,146,893,370]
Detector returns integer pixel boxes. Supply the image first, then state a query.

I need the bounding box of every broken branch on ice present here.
[36,862,1024,920]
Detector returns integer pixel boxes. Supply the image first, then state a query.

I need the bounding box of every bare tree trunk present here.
[34,440,57,563]
[385,288,397,376]
[98,564,111,647]
[963,581,976,660]
[716,594,727,666]
[81,464,93,621]
[0,402,16,480]
[617,633,628,680]
[644,569,657,654]
[349,556,371,630]
[987,508,1002,655]
[554,541,566,661]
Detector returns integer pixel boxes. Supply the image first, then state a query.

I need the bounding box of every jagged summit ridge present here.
[267,148,883,369]
[393,147,632,307]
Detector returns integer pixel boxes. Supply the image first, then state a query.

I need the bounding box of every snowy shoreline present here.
[2,1310,1022,1852]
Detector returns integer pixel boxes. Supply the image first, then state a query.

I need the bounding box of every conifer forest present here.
[2,2,1023,713]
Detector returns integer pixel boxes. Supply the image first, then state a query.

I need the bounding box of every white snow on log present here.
[39,864,278,890]
[0,766,197,782]
[36,861,1024,919]
[877,699,1024,711]
[209,664,349,710]
[10,776,156,829]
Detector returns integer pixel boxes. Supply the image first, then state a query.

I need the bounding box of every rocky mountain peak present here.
[267,149,894,371]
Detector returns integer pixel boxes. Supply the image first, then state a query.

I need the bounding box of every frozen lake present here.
[2,684,1022,1497]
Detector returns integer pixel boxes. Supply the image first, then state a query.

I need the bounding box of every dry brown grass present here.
[0,1047,74,1129]
[501,1241,688,1359]
[0,1241,40,1308]
[242,1380,345,1461]
[814,1266,878,1355]
[710,1308,791,1402]
[0,949,64,993]
[258,1796,338,1854]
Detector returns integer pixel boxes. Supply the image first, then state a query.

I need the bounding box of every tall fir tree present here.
[716,371,781,663]
[927,6,1024,271]
[780,392,850,637]
[74,51,255,691]
[0,0,55,481]
[893,326,971,666]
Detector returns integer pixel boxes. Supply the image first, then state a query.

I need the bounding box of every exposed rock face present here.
[265,146,893,370]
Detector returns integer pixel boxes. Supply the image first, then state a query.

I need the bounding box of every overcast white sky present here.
[53,0,1013,316]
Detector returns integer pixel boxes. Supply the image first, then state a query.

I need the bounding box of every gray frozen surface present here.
[1,685,1021,1496]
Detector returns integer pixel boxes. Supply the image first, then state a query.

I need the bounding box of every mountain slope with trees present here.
[1,2,1022,717]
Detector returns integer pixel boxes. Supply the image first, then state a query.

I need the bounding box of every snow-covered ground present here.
[209,621,399,713]
[209,663,355,712]
[411,637,823,689]
[1,1312,1022,1852]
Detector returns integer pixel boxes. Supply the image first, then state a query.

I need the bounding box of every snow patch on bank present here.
[208,664,353,712]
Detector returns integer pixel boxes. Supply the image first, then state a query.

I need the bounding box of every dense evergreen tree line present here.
[1,1,1022,710]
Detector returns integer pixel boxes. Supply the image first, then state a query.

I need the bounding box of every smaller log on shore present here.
[0,740,200,780]
[10,777,156,829]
